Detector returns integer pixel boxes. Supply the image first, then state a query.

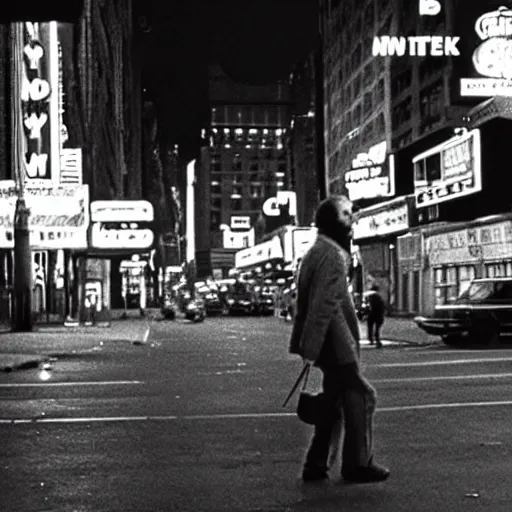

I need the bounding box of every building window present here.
[361,122,374,145]
[210,211,220,231]
[363,92,373,120]
[392,98,412,127]
[391,70,411,98]
[420,81,443,121]
[211,181,221,195]
[459,266,476,295]
[250,184,263,197]
[232,184,243,196]
[434,266,458,306]
[374,78,385,105]
[232,153,242,171]
[353,73,362,96]
[211,197,221,209]
[231,198,242,210]
[375,112,385,134]
[211,162,221,172]
[352,102,361,126]
[250,197,260,210]
[363,62,374,88]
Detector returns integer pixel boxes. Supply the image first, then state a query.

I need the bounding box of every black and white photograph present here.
[2,0,512,510]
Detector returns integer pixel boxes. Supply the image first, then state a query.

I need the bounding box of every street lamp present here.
[11,23,32,332]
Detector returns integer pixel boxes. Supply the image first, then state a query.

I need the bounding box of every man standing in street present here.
[289,195,390,483]
[367,283,386,348]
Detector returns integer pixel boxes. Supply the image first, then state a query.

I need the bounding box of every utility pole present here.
[11,23,32,332]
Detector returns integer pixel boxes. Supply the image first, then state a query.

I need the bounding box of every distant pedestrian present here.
[367,284,385,349]
[289,195,389,484]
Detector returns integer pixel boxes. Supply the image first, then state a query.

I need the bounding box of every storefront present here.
[87,200,155,320]
[422,214,512,315]
[352,195,415,314]
[0,181,89,324]
[396,231,423,315]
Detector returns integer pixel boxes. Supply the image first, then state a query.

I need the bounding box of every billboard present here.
[13,22,61,187]
[412,129,482,208]
[454,2,512,100]
[0,181,89,249]
[344,141,395,201]
[90,200,154,250]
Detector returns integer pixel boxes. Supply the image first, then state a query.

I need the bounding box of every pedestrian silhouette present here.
[367,284,385,348]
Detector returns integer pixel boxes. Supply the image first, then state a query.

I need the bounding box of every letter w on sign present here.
[25,153,49,178]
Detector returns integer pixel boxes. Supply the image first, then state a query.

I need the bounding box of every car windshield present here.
[457,281,496,302]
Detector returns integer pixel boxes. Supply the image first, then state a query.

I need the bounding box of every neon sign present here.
[461,6,512,96]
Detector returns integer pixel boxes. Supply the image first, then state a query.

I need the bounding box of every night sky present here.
[137,0,318,154]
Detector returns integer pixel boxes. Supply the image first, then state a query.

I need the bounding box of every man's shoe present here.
[342,463,390,483]
[302,468,329,482]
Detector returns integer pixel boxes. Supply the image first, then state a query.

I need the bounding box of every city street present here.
[2,316,512,511]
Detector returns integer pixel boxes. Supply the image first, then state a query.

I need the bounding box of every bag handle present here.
[282,362,311,408]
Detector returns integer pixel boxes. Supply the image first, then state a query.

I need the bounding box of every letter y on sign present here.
[419,0,441,16]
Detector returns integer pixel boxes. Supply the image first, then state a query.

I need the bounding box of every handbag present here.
[283,363,327,425]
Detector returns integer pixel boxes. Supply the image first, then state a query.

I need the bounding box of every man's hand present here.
[302,358,315,366]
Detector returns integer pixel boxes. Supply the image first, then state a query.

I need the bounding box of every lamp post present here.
[11,22,32,332]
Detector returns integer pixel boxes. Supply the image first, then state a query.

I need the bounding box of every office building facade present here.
[194,64,293,278]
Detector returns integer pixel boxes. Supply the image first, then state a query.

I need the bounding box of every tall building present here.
[288,53,321,227]
[320,0,512,318]
[320,0,392,202]
[0,0,150,327]
[194,64,292,278]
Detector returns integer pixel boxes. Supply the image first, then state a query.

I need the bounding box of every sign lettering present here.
[461,6,512,96]
[419,0,441,16]
[20,22,52,183]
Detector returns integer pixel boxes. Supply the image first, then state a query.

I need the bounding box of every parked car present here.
[184,298,206,322]
[414,277,512,346]
[255,288,274,316]
[161,295,178,320]
[203,291,224,316]
[227,280,255,315]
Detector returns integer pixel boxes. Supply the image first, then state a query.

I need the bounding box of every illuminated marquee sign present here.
[0,181,89,249]
[352,201,409,241]
[230,216,251,230]
[344,141,395,201]
[412,129,482,208]
[19,22,54,184]
[460,6,512,97]
[90,200,154,250]
[373,1,460,57]
[262,191,297,217]
[235,236,284,268]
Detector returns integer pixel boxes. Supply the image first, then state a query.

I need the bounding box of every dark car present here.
[161,295,178,320]
[184,298,206,322]
[255,289,274,316]
[203,291,224,316]
[227,280,255,315]
[414,277,512,346]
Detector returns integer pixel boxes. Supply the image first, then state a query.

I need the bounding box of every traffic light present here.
[0,1,84,23]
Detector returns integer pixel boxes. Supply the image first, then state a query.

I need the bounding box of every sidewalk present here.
[377,315,439,345]
[0,319,152,372]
